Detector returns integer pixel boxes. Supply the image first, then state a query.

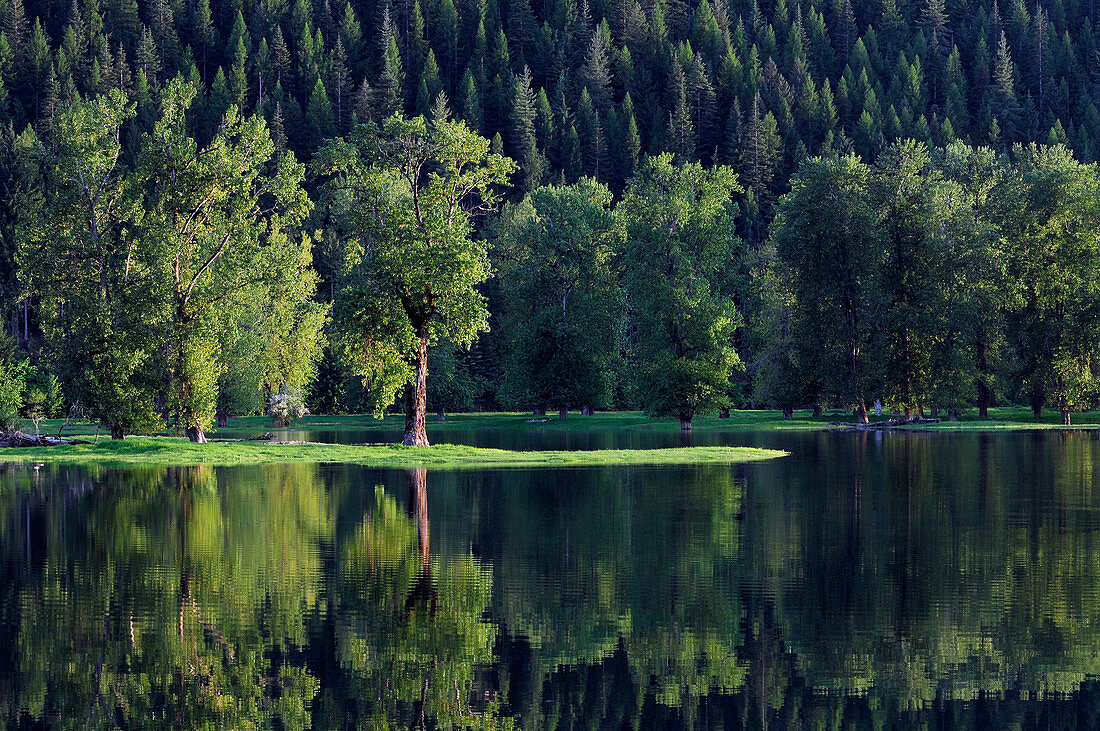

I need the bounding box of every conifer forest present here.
[4,0,1100,442]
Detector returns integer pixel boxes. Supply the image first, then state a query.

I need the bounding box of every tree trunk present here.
[679,415,692,431]
[976,335,991,420]
[949,408,959,422]
[1032,403,1043,422]
[719,408,730,418]
[782,406,793,418]
[533,407,545,416]
[217,412,229,428]
[186,424,207,443]
[812,403,824,418]
[110,424,125,440]
[581,404,592,416]
[559,406,568,419]
[403,334,430,447]
[856,402,869,424]
[1062,409,1072,426]
[437,409,446,422]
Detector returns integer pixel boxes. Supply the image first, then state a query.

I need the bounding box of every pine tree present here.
[667,60,694,161]
[228,34,248,110]
[612,99,640,189]
[191,0,213,82]
[508,0,537,66]
[737,91,782,225]
[272,29,291,85]
[339,3,362,65]
[330,37,350,131]
[511,65,545,191]
[374,4,404,118]
[688,55,718,160]
[353,78,373,123]
[577,87,606,179]
[991,30,1021,140]
[459,66,483,130]
[583,21,613,113]
[306,78,335,150]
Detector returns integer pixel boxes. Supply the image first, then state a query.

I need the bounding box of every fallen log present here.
[0,431,89,447]
[830,417,942,430]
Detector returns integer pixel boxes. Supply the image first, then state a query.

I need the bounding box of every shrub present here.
[0,334,26,434]
[268,388,309,427]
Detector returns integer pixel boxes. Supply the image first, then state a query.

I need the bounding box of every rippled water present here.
[5,430,1100,728]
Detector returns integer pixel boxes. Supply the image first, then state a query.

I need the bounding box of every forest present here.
[1,0,1100,442]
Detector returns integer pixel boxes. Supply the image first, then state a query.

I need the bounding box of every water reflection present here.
[5,432,1100,727]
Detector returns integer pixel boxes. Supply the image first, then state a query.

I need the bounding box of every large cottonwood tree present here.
[316,115,513,446]
[140,79,317,442]
[494,177,621,418]
[617,154,742,431]
[23,81,321,442]
[19,89,164,439]
[772,154,884,423]
[1001,144,1100,425]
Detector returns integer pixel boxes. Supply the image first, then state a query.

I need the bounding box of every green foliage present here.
[0,331,25,432]
[1001,144,1100,422]
[315,114,513,430]
[139,78,318,441]
[19,89,164,439]
[426,340,483,416]
[772,154,883,419]
[617,154,743,427]
[494,177,620,414]
[22,80,321,440]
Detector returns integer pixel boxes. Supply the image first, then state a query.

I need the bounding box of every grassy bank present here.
[0,437,785,468]
[214,408,1100,433]
[16,406,1100,446]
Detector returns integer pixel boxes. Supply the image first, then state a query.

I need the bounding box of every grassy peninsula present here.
[0,436,785,469]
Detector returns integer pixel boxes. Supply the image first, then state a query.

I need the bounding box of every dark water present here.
[270,423,767,450]
[5,431,1100,728]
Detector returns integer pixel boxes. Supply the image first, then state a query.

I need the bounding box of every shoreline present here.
[0,437,787,469]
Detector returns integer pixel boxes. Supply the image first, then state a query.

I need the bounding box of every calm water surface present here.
[4,430,1100,728]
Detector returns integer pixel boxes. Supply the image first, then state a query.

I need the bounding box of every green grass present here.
[0,436,785,469]
[217,410,837,434]
[217,407,1100,433]
[16,405,1100,457]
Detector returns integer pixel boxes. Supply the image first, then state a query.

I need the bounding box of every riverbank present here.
[0,437,785,468]
[15,406,1100,448]
[217,408,1100,433]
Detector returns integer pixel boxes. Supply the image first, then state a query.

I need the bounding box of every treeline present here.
[8,82,1100,442]
[3,0,1100,438]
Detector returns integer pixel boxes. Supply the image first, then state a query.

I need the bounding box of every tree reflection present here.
[332,468,498,728]
[8,432,1100,728]
[1,463,330,729]
[741,431,1100,724]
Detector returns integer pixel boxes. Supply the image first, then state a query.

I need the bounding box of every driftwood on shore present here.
[830,417,942,430]
[0,431,89,447]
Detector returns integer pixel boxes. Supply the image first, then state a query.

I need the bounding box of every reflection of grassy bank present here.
[0,437,785,468]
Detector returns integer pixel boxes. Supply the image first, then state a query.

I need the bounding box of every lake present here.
[4,429,1100,728]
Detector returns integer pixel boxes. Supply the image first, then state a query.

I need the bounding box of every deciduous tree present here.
[316,115,513,445]
[617,154,742,430]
